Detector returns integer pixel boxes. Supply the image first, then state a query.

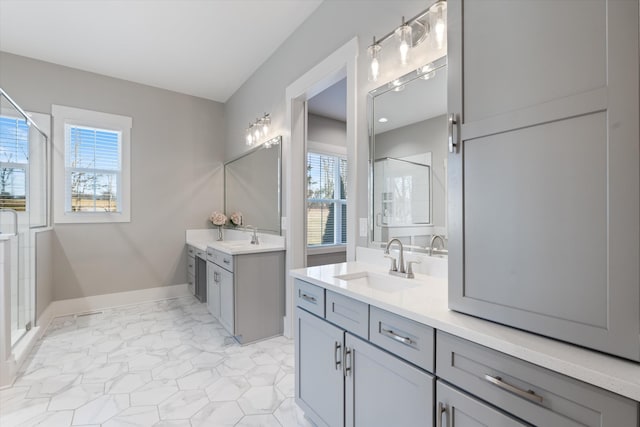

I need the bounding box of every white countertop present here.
[290,261,640,401]
[186,228,285,255]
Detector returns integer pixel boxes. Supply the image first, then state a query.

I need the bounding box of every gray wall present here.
[223,0,445,249]
[375,114,448,228]
[1,52,225,300]
[308,114,346,149]
[35,230,53,319]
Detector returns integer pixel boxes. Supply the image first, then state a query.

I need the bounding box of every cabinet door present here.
[345,333,434,427]
[448,0,640,360]
[436,381,527,427]
[295,308,344,427]
[218,267,234,335]
[206,262,220,320]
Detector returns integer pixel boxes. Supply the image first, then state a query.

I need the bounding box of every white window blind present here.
[0,116,28,211]
[307,152,347,246]
[65,125,121,213]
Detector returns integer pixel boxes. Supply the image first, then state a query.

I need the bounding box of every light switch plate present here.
[281,216,288,230]
[359,218,367,237]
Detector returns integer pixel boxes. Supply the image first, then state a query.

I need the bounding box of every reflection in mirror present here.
[224,137,281,235]
[369,56,447,253]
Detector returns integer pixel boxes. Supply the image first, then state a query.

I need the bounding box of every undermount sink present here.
[334,271,418,293]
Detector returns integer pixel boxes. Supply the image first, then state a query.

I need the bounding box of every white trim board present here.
[44,283,191,319]
[283,37,358,338]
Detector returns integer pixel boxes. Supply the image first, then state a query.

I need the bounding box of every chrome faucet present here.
[245,225,259,245]
[428,234,446,256]
[384,238,420,279]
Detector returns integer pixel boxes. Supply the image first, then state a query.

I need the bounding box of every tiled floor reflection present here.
[0,296,312,427]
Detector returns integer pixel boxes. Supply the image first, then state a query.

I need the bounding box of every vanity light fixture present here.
[244,113,271,146]
[367,37,382,82]
[367,0,447,82]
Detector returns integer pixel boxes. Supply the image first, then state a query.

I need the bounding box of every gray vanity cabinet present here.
[295,280,436,427]
[295,307,345,427]
[436,381,527,427]
[345,333,434,427]
[447,0,640,360]
[208,248,285,344]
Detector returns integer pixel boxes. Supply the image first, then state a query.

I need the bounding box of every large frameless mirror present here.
[224,137,282,235]
[368,56,447,253]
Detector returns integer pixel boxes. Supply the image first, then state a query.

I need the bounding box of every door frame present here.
[283,37,358,337]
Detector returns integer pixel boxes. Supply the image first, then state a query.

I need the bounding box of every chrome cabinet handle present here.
[448,113,458,153]
[381,328,414,346]
[300,293,317,304]
[436,402,445,427]
[334,341,342,370]
[484,374,543,404]
[344,347,352,377]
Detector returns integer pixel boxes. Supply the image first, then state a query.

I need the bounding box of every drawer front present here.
[369,306,434,373]
[195,248,206,259]
[326,291,368,339]
[436,331,639,427]
[187,256,195,277]
[207,248,234,272]
[294,279,325,318]
[187,273,194,287]
[187,245,196,257]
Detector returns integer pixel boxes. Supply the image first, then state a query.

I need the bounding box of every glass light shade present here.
[253,121,261,141]
[261,114,271,135]
[429,1,447,50]
[367,43,382,82]
[395,23,412,65]
[245,125,253,146]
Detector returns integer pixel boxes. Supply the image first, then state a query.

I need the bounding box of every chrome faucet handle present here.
[384,255,398,272]
[406,260,422,277]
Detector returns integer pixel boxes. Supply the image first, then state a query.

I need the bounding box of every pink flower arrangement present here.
[209,211,227,226]
[230,212,243,226]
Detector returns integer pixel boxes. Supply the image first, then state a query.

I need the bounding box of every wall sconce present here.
[367,0,447,82]
[245,113,271,146]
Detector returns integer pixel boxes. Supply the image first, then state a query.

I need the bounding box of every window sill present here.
[307,244,347,255]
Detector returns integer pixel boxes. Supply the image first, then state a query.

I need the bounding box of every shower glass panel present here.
[373,156,431,242]
[0,89,49,347]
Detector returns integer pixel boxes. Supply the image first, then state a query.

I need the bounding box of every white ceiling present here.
[0,0,323,102]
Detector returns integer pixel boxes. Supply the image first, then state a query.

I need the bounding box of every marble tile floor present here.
[0,296,313,427]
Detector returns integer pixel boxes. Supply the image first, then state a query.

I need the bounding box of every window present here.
[307,151,347,246]
[0,116,28,211]
[52,105,131,223]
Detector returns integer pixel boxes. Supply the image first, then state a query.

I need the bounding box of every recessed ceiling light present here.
[378,117,388,123]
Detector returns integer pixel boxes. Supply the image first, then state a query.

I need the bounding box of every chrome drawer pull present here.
[223,259,230,264]
[300,293,317,304]
[436,402,445,427]
[381,328,414,346]
[484,374,543,404]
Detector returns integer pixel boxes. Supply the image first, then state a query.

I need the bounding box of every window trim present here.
[52,105,131,223]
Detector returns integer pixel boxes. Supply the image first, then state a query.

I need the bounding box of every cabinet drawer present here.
[295,279,325,318]
[369,306,434,373]
[436,331,639,427]
[326,291,368,339]
[207,248,234,272]
[194,248,206,259]
[187,257,195,276]
[187,245,196,257]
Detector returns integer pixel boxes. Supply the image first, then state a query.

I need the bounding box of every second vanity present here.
[187,228,285,344]
[291,259,640,427]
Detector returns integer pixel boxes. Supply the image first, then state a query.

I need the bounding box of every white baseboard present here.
[47,283,191,318]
